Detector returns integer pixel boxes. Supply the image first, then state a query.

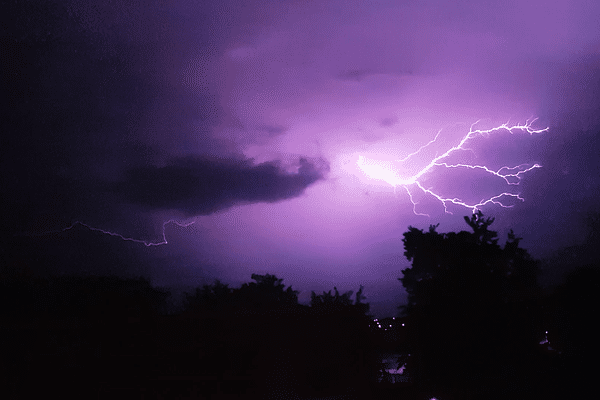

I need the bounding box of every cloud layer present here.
[113,156,329,216]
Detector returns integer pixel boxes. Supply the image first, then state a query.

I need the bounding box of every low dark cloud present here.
[259,124,287,137]
[1,0,328,238]
[380,117,398,127]
[337,69,372,82]
[112,156,329,216]
[337,69,413,82]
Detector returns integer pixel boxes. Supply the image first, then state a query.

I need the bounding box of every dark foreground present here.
[1,271,596,400]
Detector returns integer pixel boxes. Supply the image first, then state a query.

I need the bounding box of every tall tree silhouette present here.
[398,211,542,399]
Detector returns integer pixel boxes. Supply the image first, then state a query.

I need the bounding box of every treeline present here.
[0,270,388,399]
[395,211,600,400]
[2,211,599,399]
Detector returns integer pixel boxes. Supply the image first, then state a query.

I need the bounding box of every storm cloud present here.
[4,0,600,317]
[112,156,329,215]
[2,0,328,237]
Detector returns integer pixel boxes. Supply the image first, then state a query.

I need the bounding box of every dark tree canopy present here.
[309,285,370,316]
[184,273,299,313]
[236,273,299,308]
[184,279,234,312]
[398,211,543,398]
[400,211,539,313]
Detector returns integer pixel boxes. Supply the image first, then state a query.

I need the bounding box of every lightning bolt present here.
[20,120,547,245]
[356,118,549,216]
[19,219,196,247]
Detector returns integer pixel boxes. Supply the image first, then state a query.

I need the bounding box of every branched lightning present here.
[357,118,549,216]
[20,120,547,245]
[20,219,195,247]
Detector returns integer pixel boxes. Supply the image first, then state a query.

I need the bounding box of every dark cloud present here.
[232,124,288,146]
[1,0,328,238]
[337,68,413,82]
[259,124,287,137]
[380,117,398,127]
[5,0,600,318]
[112,156,329,216]
[2,2,164,233]
[337,69,372,81]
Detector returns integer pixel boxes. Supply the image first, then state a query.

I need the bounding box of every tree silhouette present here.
[1,273,173,398]
[398,211,542,398]
[235,273,299,309]
[183,273,299,315]
[0,267,409,399]
[540,264,600,398]
[463,211,498,245]
[301,285,382,396]
[310,285,370,313]
[184,279,234,312]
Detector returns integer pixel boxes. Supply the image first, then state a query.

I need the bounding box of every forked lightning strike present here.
[23,120,547,245]
[23,220,195,247]
[357,118,549,216]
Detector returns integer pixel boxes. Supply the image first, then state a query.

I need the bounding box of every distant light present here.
[393,317,395,320]
[374,319,378,322]
[390,325,392,327]
[402,323,405,326]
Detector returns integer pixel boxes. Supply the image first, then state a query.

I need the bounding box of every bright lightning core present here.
[353,119,548,216]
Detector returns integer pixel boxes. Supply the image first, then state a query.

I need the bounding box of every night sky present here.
[4,0,600,318]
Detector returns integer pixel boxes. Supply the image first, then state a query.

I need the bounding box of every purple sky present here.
[5,0,600,317]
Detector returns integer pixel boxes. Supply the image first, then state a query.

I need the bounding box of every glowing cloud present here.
[355,119,549,216]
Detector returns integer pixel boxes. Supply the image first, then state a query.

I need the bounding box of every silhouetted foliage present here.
[1,272,174,398]
[235,273,299,309]
[184,278,234,312]
[1,268,401,399]
[299,284,382,396]
[183,273,300,315]
[1,272,170,321]
[539,264,600,398]
[398,211,543,399]
[310,284,370,315]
